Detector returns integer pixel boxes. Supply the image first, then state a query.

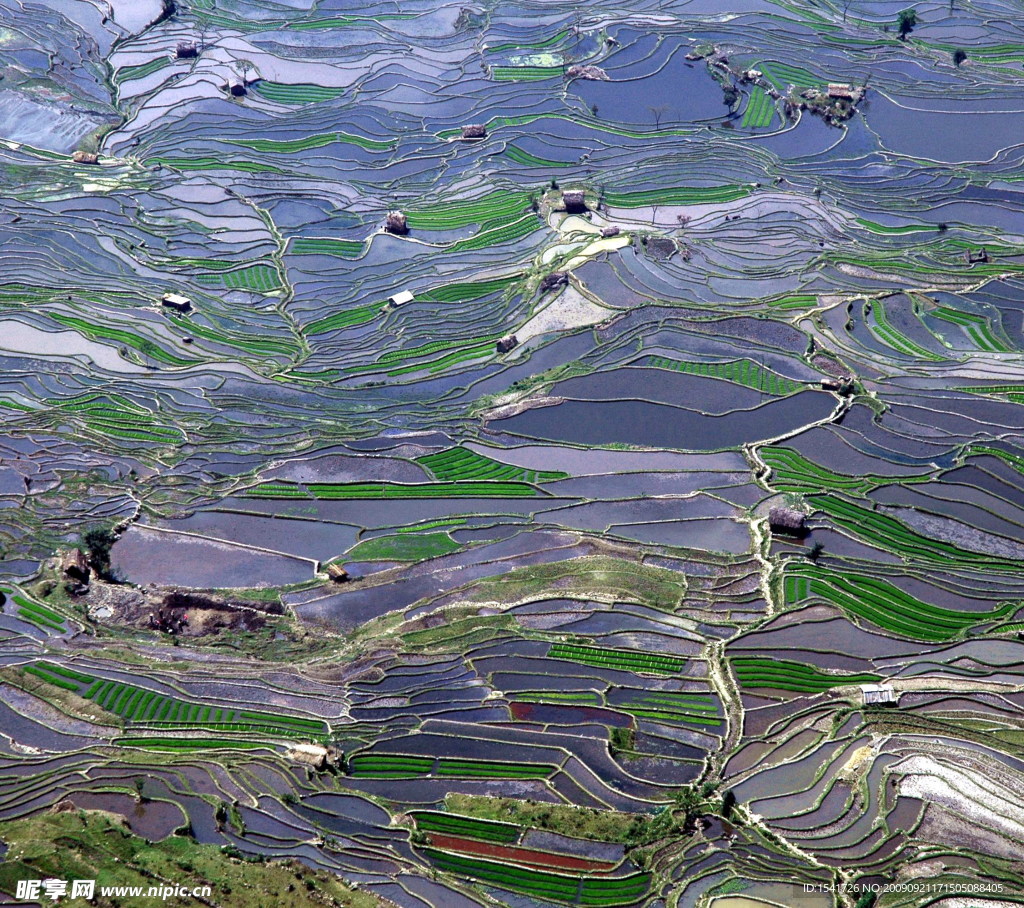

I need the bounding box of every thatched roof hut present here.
[385,211,408,235]
[966,247,989,264]
[287,743,328,769]
[768,506,806,535]
[600,225,620,238]
[562,190,587,213]
[229,79,247,97]
[496,334,518,354]
[327,564,350,583]
[175,41,198,59]
[72,151,99,165]
[461,124,487,139]
[539,271,569,292]
[61,549,91,584]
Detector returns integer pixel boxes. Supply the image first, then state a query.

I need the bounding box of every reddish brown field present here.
[426,833,618,873]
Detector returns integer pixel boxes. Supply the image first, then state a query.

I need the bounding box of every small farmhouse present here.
[161,293,192,313]
[388,290,414,307]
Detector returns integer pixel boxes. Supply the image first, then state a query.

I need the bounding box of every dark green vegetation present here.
[0,810,379,908]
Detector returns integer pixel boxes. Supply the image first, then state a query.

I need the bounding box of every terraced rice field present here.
[3,0,1024,905]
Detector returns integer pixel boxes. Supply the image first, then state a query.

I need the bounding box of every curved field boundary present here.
[417,446,567,483]
[426,833,618,873]
[24,663,327,737]
[349,754,556,779]
[422,848,650,905]
[647,356,803,396]
[410,811,521,843]
[245,480,546,499]
[784,565,1017,641]
[731,656,880,692]
[808,494,1024,572]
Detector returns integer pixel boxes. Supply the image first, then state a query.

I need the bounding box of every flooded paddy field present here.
[3,0,1024,903]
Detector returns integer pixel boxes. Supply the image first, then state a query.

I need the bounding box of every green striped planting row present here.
[25,663,326,737]
[417,446,567,483]
[251,82,346,104]
[289,237,365,258]
[732,657,880,692]
[741,87,775,128]
[647,356,802,396]
[809,494,1024,572]
[196,263,282,293]
[548,643,686,675]
[349,754,554,779]
[784,564,1017,641]
[423,849,650,905]
[411,812,521,843]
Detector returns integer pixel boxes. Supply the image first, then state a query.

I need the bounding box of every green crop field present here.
[809,494,1024,572]
[758,61,819,90]
[407,190,532,231]
[411,811,521,843]
[50,314,197,367]
[196,263,283,293]
[348,754,555,779]
[648,356,803,395]
[784,564,1017,641]
[289,237,365,258]
[731,656,880,692]
[24,662,327,737]
[869,300,945,360]
[417,446,567,483]
[251,81,346,104]
[418,274,521,304]
[13,595,67,634]
[615,690,722,727]
[492,65,563,81]
[741,88,776,128]
[229,131,394,153]
[304,303,380,336]
[344,532,460,562]
[422,849,651,905]
[547,643,687,675]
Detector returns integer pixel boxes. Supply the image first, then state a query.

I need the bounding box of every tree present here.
[808,541,825,562]
[897,8,917,39]
[721,790,737,820]
[953,48,967,67]
[134,777,146,801]
[82,526,116,577]
[649,104,670,129]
